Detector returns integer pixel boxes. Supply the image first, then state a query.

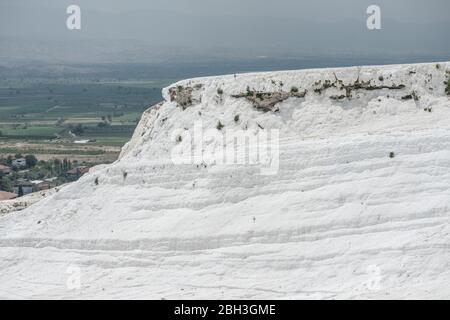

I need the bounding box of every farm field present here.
[0,77,172,164]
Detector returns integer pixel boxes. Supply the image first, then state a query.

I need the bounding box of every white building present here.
[12,158,27,168]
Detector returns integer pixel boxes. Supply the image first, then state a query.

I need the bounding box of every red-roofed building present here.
[0,164,12,175]
[66,166,90,179]
[0,191,18,201]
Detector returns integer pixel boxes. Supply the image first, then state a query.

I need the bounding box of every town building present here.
[13,180,33,196]
[36,181,55,191]
[12,158,27,168]
[66,166,90,180]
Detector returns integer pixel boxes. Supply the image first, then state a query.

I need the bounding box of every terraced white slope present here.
[0,62,449,299]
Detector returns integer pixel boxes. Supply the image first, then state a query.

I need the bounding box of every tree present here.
[18,185,24,197]
[53,159,62,175]
[0,177,13,192]
[72,124,84,135]
[62,158,72,171]
[25,155,38,168]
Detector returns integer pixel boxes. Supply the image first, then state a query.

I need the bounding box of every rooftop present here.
[0,191,18,201]
[14,180,33,187]
[66,166,90,175]
[0,164,11,171]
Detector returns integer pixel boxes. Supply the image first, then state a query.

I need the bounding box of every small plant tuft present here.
[216,121,224,131]
[290,86,299,93]
[217,88,224,95]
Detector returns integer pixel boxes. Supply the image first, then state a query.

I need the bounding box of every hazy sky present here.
[1,0,449,63]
